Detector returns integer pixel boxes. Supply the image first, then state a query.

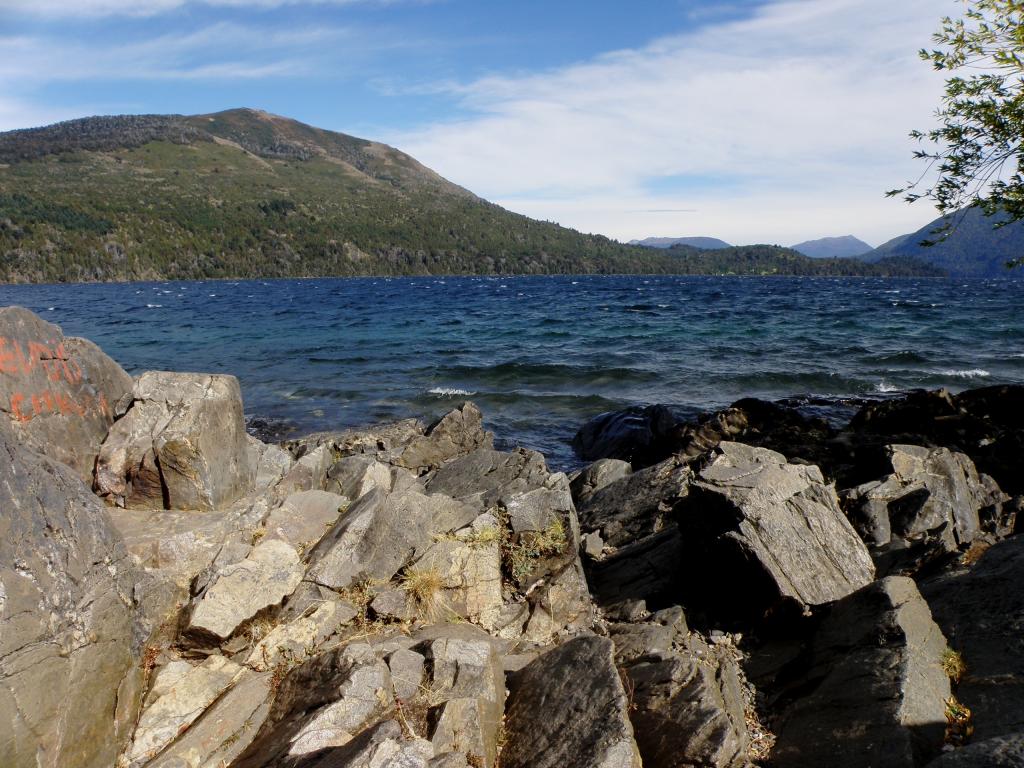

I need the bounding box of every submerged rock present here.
[572,403,687,466]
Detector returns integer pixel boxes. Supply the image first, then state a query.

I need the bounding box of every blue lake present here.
[2,275,1022,469]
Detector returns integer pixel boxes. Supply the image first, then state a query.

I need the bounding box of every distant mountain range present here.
[0,109,943,282]
[633,210,1024,277]
[629,236,731,249]
[791,235,872,259]
[863,206,1024,277]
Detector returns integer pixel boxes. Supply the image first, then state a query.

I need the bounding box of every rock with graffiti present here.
[0,306,132,481]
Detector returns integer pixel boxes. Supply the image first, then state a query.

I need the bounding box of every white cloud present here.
[390,0,950,245]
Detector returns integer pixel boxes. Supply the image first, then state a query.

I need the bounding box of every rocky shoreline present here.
[1,304,1022,768]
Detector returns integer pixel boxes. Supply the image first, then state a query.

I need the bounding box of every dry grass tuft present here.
[942,648,967,684]
[960,540,991,567]
[401,566,447,621]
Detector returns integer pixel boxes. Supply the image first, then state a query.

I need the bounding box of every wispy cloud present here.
[0,0,430,17]
[392,0,948,245]
[0,23,347,83]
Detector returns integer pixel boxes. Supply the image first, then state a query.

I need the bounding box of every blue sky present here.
[1,0,949,245]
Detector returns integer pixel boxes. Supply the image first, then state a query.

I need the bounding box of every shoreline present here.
[3,304,1024,767]
[2,272,999,289]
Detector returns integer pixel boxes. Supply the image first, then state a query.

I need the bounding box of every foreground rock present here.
[0,421,142,768]
[573,398,835,470]
[95,371,254,510]
[393,402,493,473]
[575,454,691,548]
[920,536,1024,741]
[846,385,1024,495]
[675,442,875,624]
[614,615,750,768]
[771,577,950,768]
[187,538,304,641]
[843,444,997,555]
[0,305,133,481]
[926,734,1024,767]
[502,636,642,768]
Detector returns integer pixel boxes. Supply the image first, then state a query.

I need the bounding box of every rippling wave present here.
[2,274,1021,469]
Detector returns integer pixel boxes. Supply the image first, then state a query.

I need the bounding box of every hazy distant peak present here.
[790,235,872,259]
[629,236,731,249]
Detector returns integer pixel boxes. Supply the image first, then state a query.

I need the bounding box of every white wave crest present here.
[941,369,991,379]
[429,387,477,397]
[146,303,162,308]
[874,381,900,393]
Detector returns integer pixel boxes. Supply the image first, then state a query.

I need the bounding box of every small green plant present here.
[502,517,568,587]
[944,695,974,745]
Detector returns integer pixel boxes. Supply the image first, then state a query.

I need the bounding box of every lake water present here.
[2,275,1022,469]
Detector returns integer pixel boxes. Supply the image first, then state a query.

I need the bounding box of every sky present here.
[0,0,952,246]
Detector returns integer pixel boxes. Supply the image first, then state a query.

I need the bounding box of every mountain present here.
[865,206,1024,277]
[663,243,944,277]
[0,109,940,282]
[790,235,872,259]
[629,236,731,249]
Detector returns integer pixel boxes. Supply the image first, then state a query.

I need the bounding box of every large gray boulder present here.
[95,370,254,510]
[306,486,438,591]
[420,625,506,768]
[425,447,550,511]
[0,306,132,481]
[772,576,951,768]
[675,442,875,623]
[920,536,1024,741]
[624,636,750,768]
[0,422,143,768]
[394,402,493,473]
[501,636,642,768]
[187,538,304,641]
[576,454,691,547]
[843,444,995,551]
[569,457,633,507]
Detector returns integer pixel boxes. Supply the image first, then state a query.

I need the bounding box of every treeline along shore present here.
[1,303,1022,768]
